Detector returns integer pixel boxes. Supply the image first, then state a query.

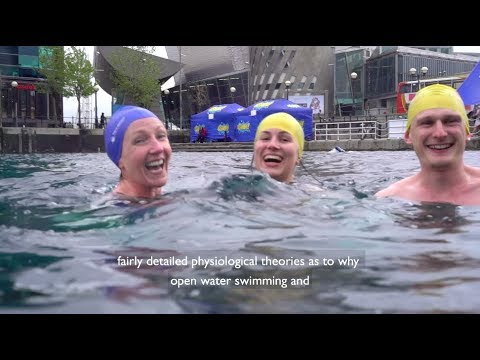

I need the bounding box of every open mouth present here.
[145,159,164,171]
[427,144,452,150]
[263,154,282,163]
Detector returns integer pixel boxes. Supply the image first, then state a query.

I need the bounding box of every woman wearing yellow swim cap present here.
[253,112,304,183]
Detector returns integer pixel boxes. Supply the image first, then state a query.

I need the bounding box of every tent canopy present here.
[190,103,245,142]
[233,99,313,142]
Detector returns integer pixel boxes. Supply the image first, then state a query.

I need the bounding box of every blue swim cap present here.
[104,106,160,167]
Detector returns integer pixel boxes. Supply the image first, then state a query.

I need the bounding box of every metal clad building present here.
[366,46,479,113]
[334,46,479,115]
[250,46,335,114]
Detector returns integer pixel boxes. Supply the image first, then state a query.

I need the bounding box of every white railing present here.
[314,120,379,141]
[387,118,407,139]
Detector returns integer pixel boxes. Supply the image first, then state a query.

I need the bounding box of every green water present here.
[1,151,480,313]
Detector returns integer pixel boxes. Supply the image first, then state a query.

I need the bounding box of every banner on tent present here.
[193,123,207,134]
[216,123,229,133]
[190,103,244,142]
[233,99,313,142]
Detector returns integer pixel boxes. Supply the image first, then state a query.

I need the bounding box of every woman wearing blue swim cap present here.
[104,106,172,199]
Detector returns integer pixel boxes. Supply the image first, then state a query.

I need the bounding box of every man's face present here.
[405,108,469,169]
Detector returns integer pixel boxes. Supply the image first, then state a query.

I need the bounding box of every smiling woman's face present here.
[118,118,172,197]
[254,128,299,183]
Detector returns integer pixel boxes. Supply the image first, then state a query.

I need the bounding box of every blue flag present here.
[458,61,480,106]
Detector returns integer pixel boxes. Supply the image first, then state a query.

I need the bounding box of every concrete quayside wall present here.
[0,127,479,153]
[0,127,189,154]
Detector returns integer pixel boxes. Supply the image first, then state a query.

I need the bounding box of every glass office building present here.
[365,47,477,113]
[0,46,63,127]
[162,70,248,129]
[161,46,335,127]
[335,46,478,115]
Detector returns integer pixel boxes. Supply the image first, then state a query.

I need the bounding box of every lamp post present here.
[409,66,428,91]
[179,46,184,129]
[94,84,100,128]
[11,81,18,127]
[245,61,250,106]
[350,72,358,115]
[230,86,236,102]
[285,80,291,100]
[163,89,170,130]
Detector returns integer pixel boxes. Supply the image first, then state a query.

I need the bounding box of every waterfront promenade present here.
[1,127,479,153]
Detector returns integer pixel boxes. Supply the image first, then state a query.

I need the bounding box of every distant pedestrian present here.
[198,126,207,143]
[100,113,106,128]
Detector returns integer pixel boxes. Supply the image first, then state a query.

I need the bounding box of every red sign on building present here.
[17,84,37,91]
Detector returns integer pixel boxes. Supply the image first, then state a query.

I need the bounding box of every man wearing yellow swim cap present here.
[253,112,304,183]
[376,84,480,205]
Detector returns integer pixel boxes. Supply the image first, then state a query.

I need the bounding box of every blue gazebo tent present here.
[232,99,313,142]
[190,103,245,142]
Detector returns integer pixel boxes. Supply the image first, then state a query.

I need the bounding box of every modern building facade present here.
[249,46,334,113]
[161,46,249,128]
[411,46,453,54]
[334,46,375,115]
[160,46,336,128]
[335,46,479,115]
[93,46,480,129]
[0,46,63,127]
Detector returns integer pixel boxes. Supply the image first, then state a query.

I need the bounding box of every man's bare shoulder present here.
[375,176,416,198]
[465,165,480,178]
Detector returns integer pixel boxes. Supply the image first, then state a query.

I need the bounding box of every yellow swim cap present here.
[407,84,470,134]
[255,112,305,158]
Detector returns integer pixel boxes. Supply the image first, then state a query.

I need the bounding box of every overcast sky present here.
[62,46,480,120]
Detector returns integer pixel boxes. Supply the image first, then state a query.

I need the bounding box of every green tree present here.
[37,46,66,125]
[63,46,96,127]
[37,46,96,127]
[109,46,163,109]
